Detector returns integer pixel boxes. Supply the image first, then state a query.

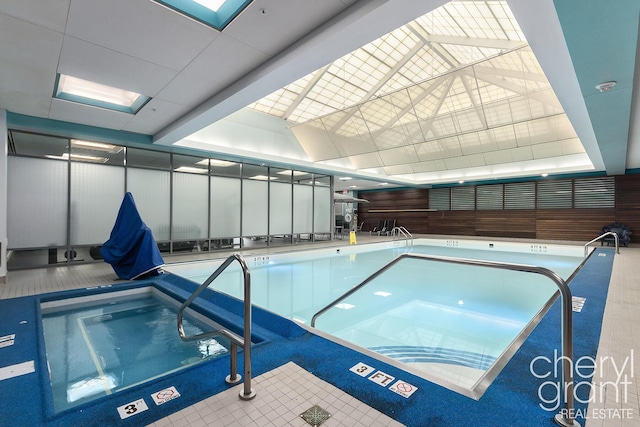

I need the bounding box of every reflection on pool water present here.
[41,288,231,413]
[165,239,586,398]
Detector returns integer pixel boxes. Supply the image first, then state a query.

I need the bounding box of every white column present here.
[0,110,7,283]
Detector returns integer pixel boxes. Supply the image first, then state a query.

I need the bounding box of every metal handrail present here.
[310,253,580,427]
[584,231,619,257]
[177,253,256,400]
[391,226,413,246]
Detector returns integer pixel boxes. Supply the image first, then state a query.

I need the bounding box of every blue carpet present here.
[0,247,615,426]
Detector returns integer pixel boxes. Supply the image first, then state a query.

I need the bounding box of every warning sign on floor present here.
[151,386,181,405]
[389,380,418,398]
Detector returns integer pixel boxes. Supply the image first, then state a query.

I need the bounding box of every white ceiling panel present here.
[510,146,534,162]
[384,164,415,175]
[0,0,70,33]
[349,152,384,169]
[122,98,190,135]
[65,0,217,71]
[156,33,270,107]
[412,159,447,173]
[483,150,514,165]
[223,0,355,56]
[58,36,178,97]
[49,98,133,129]
[0,14,63,72]
[379,145,418,166]
[0,13,63,116]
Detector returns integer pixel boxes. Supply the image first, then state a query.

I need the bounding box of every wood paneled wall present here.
[357,175,639,243]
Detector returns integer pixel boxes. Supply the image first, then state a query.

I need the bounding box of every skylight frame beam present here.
[283,64,331,120]
[328,41,426,133]
[420,33,526,50]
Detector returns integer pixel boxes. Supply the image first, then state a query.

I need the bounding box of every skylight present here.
[54,74,150,114]
[193,0,226,12]
[152,0,252,31]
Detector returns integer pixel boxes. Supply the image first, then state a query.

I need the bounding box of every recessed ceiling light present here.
[54,74,150,114]
[458,180,465,184]
[70,139,122,153]
[277,170,307,176]
[250,175,278,181]
[339,177,352,180]
[379,182,389,186]
[196,159,236,167]
[541,173,549,177]
[174,166,208,174]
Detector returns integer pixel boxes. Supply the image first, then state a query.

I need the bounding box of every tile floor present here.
[146,362,403,427]
[1,236,638,426]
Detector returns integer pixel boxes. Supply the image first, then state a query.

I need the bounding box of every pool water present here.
[166,240,586,397]
[41,291,231,413]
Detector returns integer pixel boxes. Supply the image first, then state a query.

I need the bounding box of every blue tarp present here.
[101,192,164,279]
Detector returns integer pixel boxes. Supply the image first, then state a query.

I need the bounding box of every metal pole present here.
[238,254,256,400]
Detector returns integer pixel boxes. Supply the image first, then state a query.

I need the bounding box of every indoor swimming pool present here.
[40,287,236,413]
[165,238,588,398]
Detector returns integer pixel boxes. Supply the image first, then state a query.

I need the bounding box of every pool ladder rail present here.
[310,252,581,427]
[176,253,256,400]
[584,231,619,257]
[390,226,413,246]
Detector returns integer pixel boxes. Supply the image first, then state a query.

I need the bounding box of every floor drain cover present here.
[300,405,331,426]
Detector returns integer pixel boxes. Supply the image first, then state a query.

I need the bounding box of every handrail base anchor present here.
[239,388,256,400]
[554,413,581,427]
[225,374,242,385]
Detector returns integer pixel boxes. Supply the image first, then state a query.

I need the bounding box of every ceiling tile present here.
[156,33,269,106]
[49,98,132,130]
[122,98,190,135]
[65,0,217,71]
[0,0,70,33]
[58,36,178,98]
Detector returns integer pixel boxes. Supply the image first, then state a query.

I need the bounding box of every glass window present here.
[70,139,124,166]
[173,154,209,174]
[209,158,240,177]
[127,148,170,170]
[9,130,68,159]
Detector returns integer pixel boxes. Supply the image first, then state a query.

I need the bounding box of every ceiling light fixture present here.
[70,139,122,153]
[54,74,150,114]
[595,81,616,92]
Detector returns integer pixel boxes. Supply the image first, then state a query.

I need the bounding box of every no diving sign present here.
[151,386,181,405]
[390,380,418,398]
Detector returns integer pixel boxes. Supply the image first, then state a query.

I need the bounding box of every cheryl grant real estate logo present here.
[530,349,635,420]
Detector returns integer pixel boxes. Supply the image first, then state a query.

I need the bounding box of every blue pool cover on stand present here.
[101,192,164,280]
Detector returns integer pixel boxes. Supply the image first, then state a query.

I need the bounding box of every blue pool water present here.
[41,289,231,413]
[166,239,586,395]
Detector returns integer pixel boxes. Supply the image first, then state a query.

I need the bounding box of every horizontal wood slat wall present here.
[476,210,536,238]
[535,209,616,241]
[357,174,640,243]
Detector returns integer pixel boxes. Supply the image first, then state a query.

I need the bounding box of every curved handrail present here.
[584,231,619,257]
[177,253,255,400]
[391,226,413,246]
[310,252,580,427]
